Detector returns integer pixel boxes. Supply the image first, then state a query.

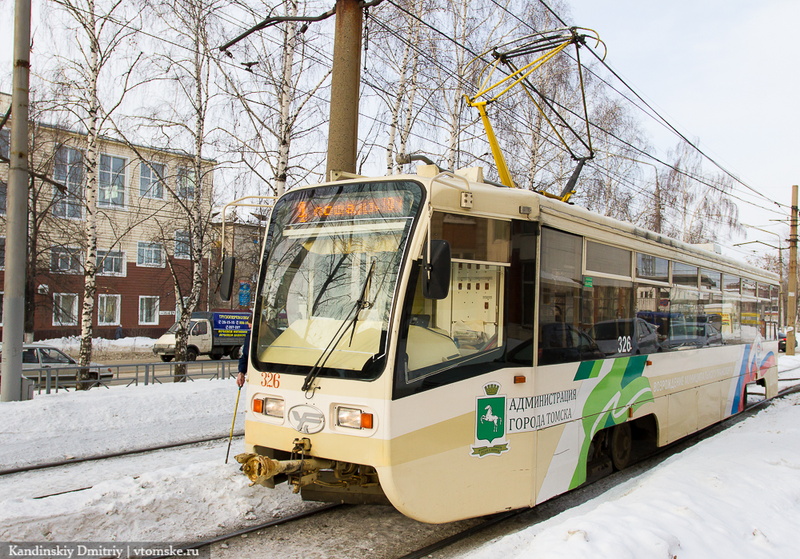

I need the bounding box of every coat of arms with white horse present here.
[471,383,510,457]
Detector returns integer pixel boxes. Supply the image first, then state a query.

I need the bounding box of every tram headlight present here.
[253,397,284,418]
[336,406,374,430]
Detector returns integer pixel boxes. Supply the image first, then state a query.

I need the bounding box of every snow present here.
[0,379,316,544]
[465,391,800,558]
[38,336,158,354]
[2,352,800,557]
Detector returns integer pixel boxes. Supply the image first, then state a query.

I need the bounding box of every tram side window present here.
[766,285,779,340]
[584,278,645,357]
[698,289,724,335]
[722,275,742,344]
[637,253,669,283]
[701,268,721,291]
[740,278,758,343]
[741,298,759,344]
[583,242,659,358]
[636,285,673,347]
[586,241,632,276]
[673,262,698,287]
[401,261,505,381]
[400,214,510,382]
[538,228,600,365]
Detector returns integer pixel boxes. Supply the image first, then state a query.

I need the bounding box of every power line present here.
[478,0,786,215]
[536,0,783,210]
[369,5,786,220]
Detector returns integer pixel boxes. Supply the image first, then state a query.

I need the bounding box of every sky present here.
[564,0,800,255]
[1,0,797,258]
[2,340,800,558]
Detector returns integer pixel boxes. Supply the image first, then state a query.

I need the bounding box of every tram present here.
[228,164,778,523]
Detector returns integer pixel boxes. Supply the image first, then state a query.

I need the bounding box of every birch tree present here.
[376,0,426,174]
[219,0,331,198]
[139,0,223,378]
[45,0,142,385]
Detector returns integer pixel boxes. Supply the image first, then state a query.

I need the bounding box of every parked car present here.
[585,318,661,356]
[534,322,605,365]
[665,323,724,350]
[779,332,797,352]
[0,343,112,387]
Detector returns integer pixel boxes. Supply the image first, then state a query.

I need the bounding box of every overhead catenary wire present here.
[494,0,786,212]
[365,6,786,220]
[46,0,791,228]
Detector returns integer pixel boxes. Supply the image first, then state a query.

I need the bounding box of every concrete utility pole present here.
[324,0,362,180]
[788,184,798,356]
[1,0,31,402]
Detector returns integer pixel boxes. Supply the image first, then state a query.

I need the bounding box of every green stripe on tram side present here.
[569,355,653,489]
[573,359,603,381]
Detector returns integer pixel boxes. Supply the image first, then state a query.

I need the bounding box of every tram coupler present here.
[235,453,333,487]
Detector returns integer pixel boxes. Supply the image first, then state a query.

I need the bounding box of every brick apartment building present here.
[0,93,216,340]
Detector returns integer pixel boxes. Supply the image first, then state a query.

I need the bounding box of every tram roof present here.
[293,167,778,285]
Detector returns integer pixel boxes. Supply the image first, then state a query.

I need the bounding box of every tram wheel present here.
[610,422,632,471]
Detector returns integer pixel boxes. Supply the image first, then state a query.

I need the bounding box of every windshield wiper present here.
[348,258,377,346]
[301,259,378,394]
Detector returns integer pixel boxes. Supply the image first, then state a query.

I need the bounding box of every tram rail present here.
[156,503,345,559]
[0,432,243,477]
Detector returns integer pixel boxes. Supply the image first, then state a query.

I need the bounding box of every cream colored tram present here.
[234,165,779,523]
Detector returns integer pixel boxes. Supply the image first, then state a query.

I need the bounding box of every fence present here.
[21,360,238,395]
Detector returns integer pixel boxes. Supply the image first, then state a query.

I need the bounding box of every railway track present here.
[0,432,243,477]
[151,503,344,559]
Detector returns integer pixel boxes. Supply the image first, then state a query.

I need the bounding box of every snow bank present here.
[464,393,800,559]
[0,379,242,469]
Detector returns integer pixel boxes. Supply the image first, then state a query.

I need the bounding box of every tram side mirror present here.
[423,240,451,300]
[220,256,236,302]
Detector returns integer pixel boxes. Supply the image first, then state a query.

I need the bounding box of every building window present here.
[99,153,126,208]
[140,161,164,199]
[97,294,121,325]
[53,146,84,219]
[0,290,3,326]
[53,293,79,326]
[139,296,160,325]
[137,242,164,267]
[0,129,9,160]
[0,181,6,215]
[51,247,83,274]
[97,250,125,276]
[176,167,196,200]
[175,230,190,259]
[0,237,5,269]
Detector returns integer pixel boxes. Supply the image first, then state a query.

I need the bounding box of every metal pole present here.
[225,386,242,464]
[1,0,31,402]
[787,185,798,356]
[325,0,362,180]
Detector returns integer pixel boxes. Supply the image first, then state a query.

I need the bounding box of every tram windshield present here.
[253,181,424,380]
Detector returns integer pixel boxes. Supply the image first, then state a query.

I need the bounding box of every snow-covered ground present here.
[2,348,800,558]
[0,378,317,545]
